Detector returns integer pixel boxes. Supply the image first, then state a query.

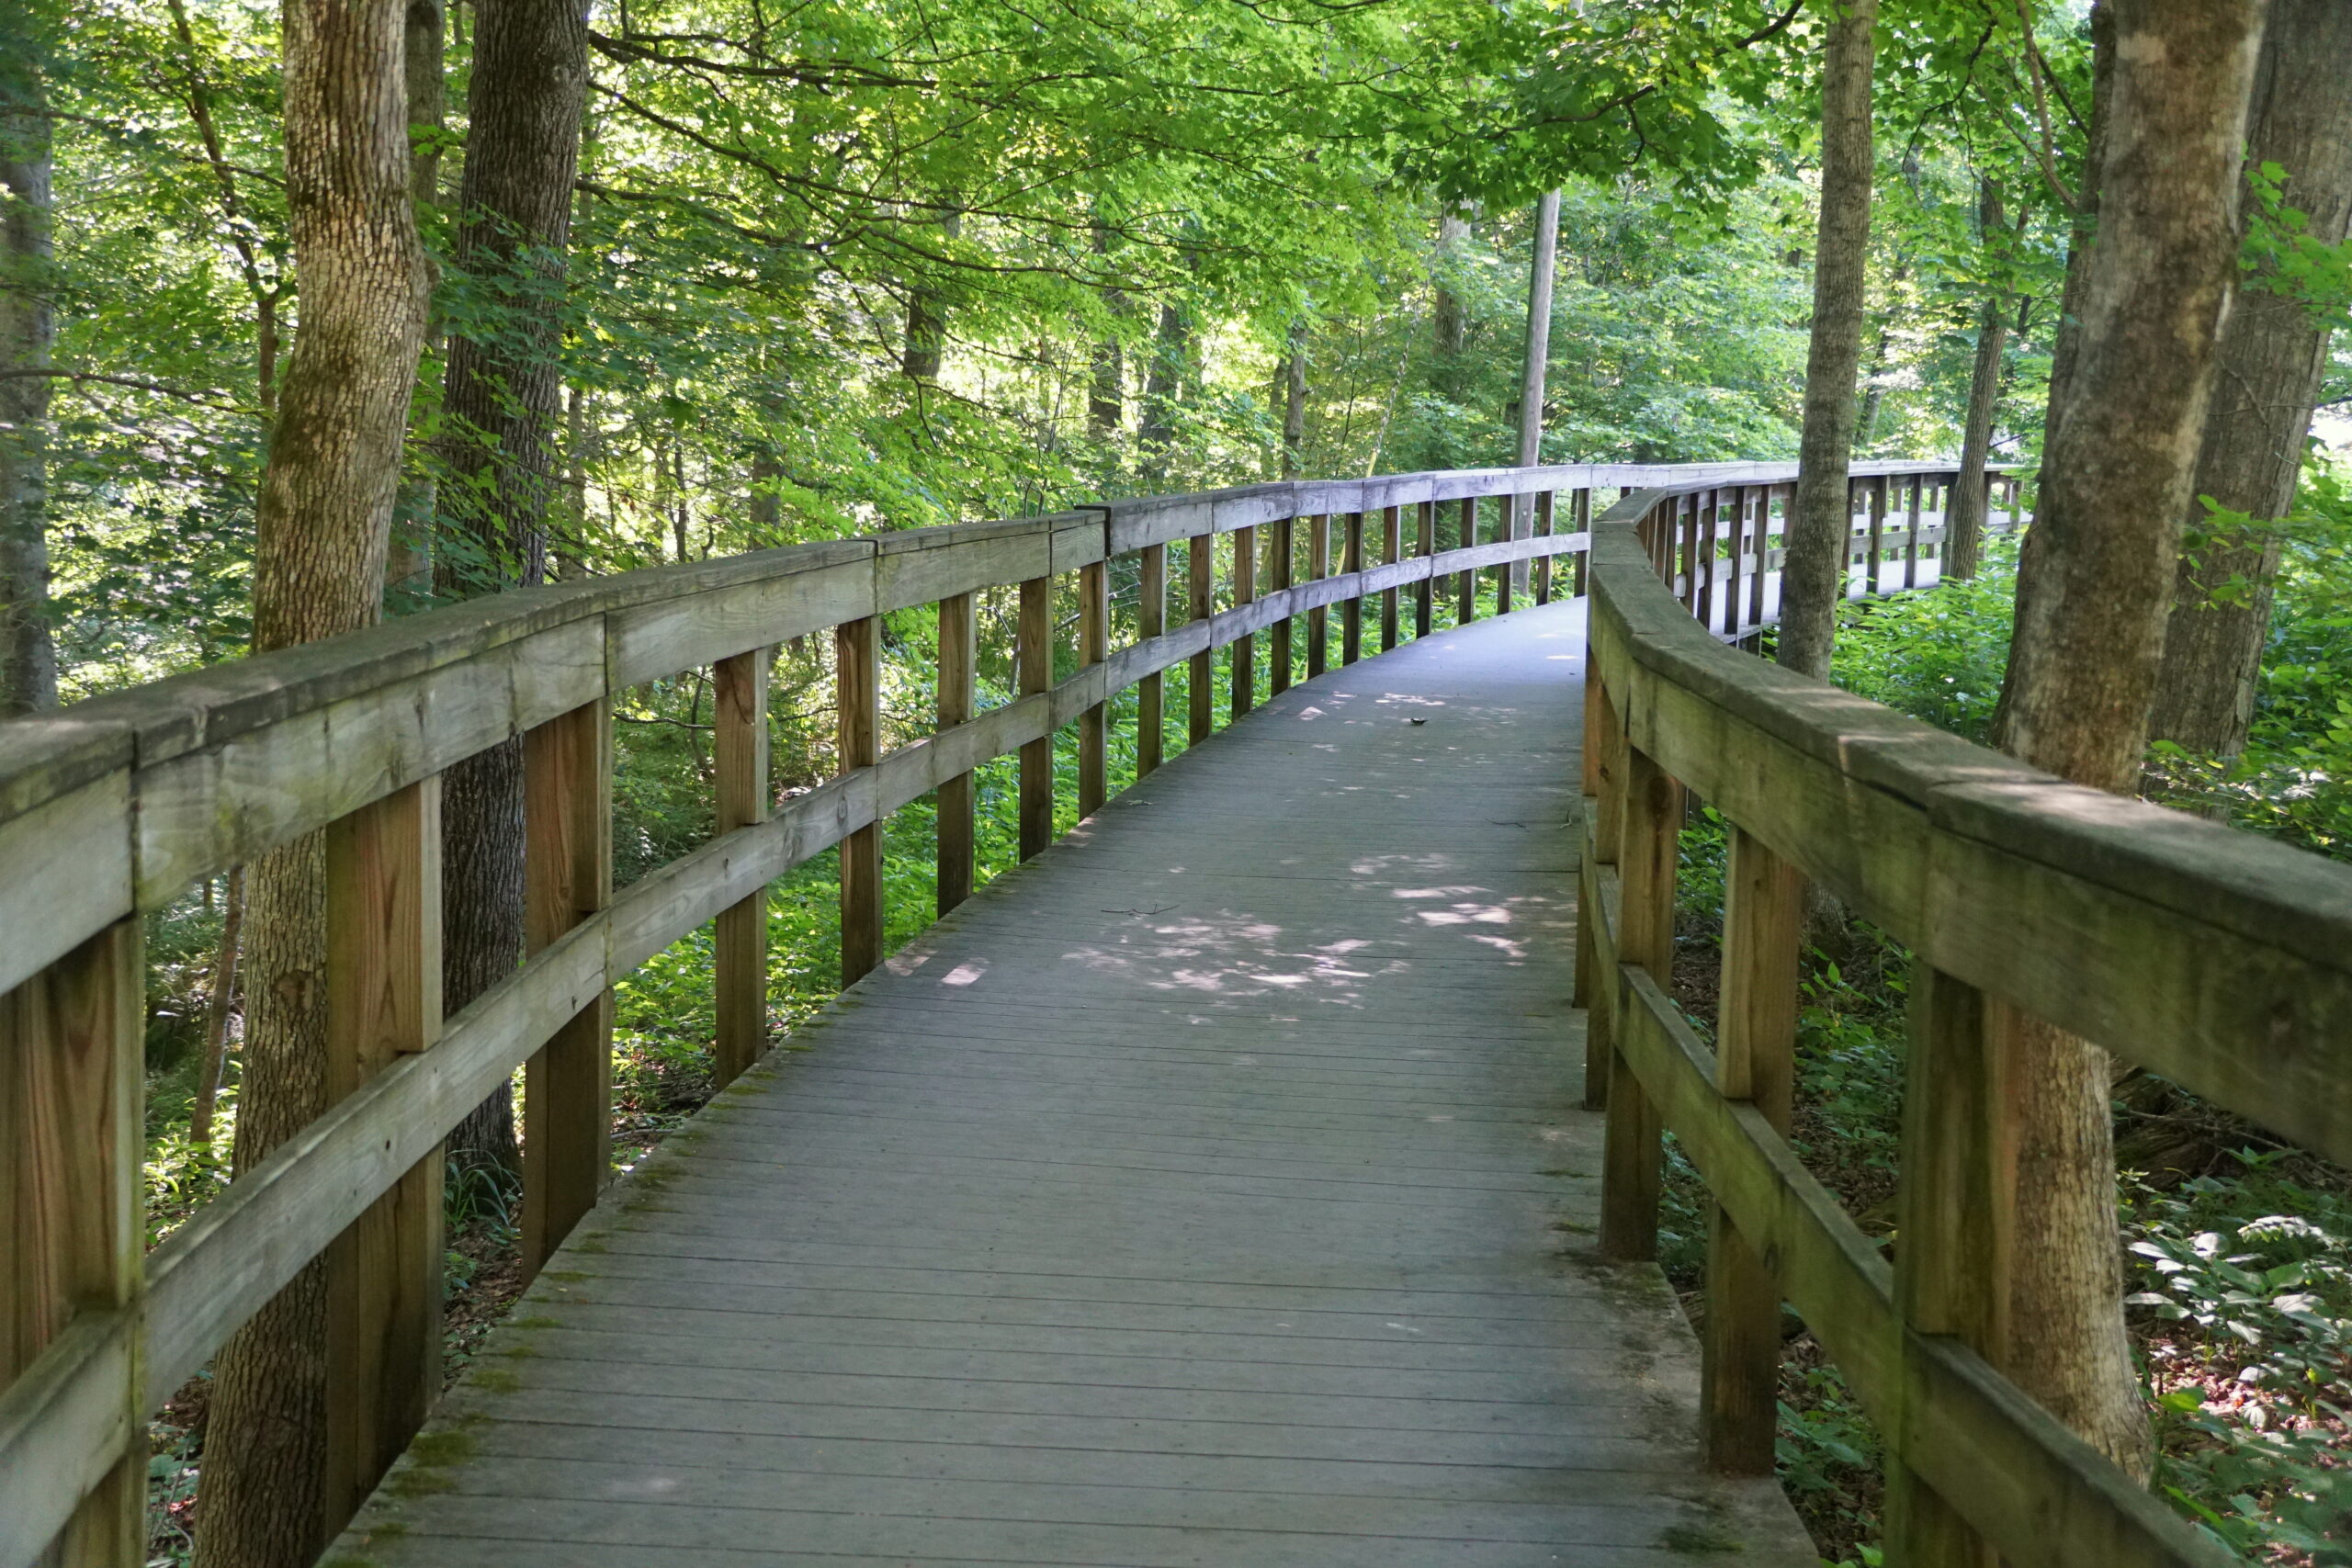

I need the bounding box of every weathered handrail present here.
[1577,481,2352,1568]
[0,457,1996,1566]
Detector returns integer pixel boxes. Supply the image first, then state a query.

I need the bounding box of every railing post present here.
[1581,663,1627,1110]
[1379,503,1403,649]
[1341,511,1365,665]
[1499,492,1519,615]
[1415,500,1436,636]
[1886,969,2016,1567]
[1868,474,1888,593]
[1080,558,1110,815]
[1016,577,1054,857]
[1904,474,1923,589]
[1267,515,1294,695]
[1572,488,1590,598]
[1188,531,1215,743]
[1721,487,1745,636]
[524,695,613,1276]
[1697,490,1720,626]
[1680,494,1702,615]
[1229,526,1256,718]
[838,615,885,978]
[324,778,444,1522]
[1306,513,1330,677]
[714,649,771,1086]
[1600,743,1680,1262]
[0,921,144,1565]
[1533,490,1555,605]
[1702,826,1803,1473]
[1749,490,1776,626]
[1136,547,1165,776]
[937,592,978,907]
[1455,495,1478,623]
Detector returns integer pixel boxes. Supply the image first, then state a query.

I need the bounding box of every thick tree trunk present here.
[0,30,57,716]
[2150,0,2352,759]
[1946,182,2014,582]
[1137,300,1187,481]
[1431,209,1469,394]
[1280,319,1307,479]
[1510,190,1561,594]
[1088,336,1122,438]
[1775,0,1878,680]
[385,0,446,604]
[196,0,428,1562]
[1991,0,2264,1479]
[435,0,589,1179]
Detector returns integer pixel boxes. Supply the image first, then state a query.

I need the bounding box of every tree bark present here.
[196,0,428,1562]
[2150,0,2352,759]
[1990,0,2265,1479]
[1775,0,1879,680]
[385,0,446,604]
[1511,190,1561,594]
[434,0,589,1179]
[1946,183,2013,581]
[0,26,57,716]
[1431,208,1469,394]
[901,209,958,381]
[1279,320,1307,479]
[1137,299,1188,482]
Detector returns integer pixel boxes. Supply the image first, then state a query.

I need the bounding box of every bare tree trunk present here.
[2151,0,2352,759]
[1137,300,1188,482]
[1280,319,1307,479]
[1991,0,2265,1479]
[435,0,589,1180]
[0,26,57,716]
[197,0,429,1562]
[1088,218,1124,442]
[1431,208,1469,397]
[386,0,447,605]
[1776,0,1878,680]
[901,209,958,381]
[1510,190,1561,596]
[1946,185,2013,581]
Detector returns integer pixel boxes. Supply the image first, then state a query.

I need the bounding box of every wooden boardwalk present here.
[334,601,1814,1567]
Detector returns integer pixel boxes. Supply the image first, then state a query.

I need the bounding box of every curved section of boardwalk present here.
[335,602,1812,1567]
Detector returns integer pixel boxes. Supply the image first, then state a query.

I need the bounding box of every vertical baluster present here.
[838,614,885,976]
[1306,513,1330,677]
[1080,559,1110,815]
[1227,528,1255,719]
[1188,532,1215,743]
[524,696,613,1275]
[1697,491,1720,626]
[1267,516,1294,695]
[1886,970,2015,1567]
[1721,487,1745,636]
[1600,744,1680,1262]
[1015,578,1053,858]
[1415,500,1436,636]
[1702,828,1803,1472]
[1580,665,1627,1110]
[1379,504,1403,649]
[324,779,444,1520]
[1749,490,1774,626]
[1499,493,1518,616]
[1868,475,1888,593]
[1572,488,1590,598]
[1680,495,1702,614]
[1354,514,1374,662]
[1455,495,1478,623]
[1136,548,1165,777]
[1904,475,1923,589]
[937,592,978,908]
[1533,490,1555,605]
[714,649,771,1086]
[0,920,143,1564]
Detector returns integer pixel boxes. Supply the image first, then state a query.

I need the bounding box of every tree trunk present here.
[1946,184,2013,581]
[1431,208,1469,395]
[385,0,446,606]
[1137,300,1188,482]
[0,28,57,716]
[2150,0,2352,759]
[1280,319,1307,479]
[1775,0,1878,680]
[1511,190,1561,595]
[434,0,589,1180]
[901,209,958,381]
[196,0,428,1562]
[1990,0,2264,1479]
[191,864,247,1144]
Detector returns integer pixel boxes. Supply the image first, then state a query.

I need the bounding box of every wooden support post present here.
[1580,665,1627,1111]
[937,592,978,907]
[0,921,144,1564]
[838,614,885,979]
[714,649,771,1087]
[1341,511,1365,665]
[1379,504,1403,649]
[1867,474,1888,593]
[1572,488,1590,598]
[1415,501,1436,636]
[1228,527,1256,719]
[1886,969,2016,1567]
[1749,490,1774,626]
[1600,743,1681,1262]
[1533,491,1555,605]
[1188,533,1215,743]
[1721,488,1745,636]
[1080,559,1110,814]
[324,778,444,1522]
[1904,475,1923,589]
[1016,577,1054,856]
[1455,495,1478,623]
[524,697,613,1276]
[1306,514,1330,677]
[1136,547,1165,776]
[1697,491,1720,626]
[1701,828,1803,1473]
[1267,516,1294,695]
[1680,494,1702,615]
[1498,495,1518,616]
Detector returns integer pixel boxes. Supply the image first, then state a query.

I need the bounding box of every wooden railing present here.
[0,457,2000,1566]
[1578,480,2352,1568]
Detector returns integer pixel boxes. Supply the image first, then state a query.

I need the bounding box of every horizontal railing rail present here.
[0,457,2001,1566]
[1577,482,2352,1568]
